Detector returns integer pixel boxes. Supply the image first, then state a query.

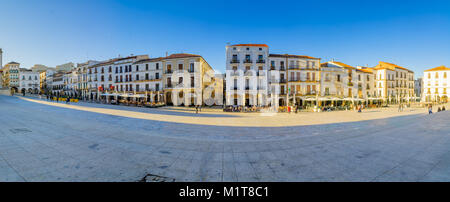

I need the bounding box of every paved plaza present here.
[1,95,450,182]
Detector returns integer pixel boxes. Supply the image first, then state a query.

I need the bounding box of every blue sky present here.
[1,0,450,77]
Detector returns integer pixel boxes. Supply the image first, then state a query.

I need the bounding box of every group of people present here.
[46,94,72,104]
[428,105,446,114]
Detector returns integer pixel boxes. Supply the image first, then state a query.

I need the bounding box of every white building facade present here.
[422,66,450,103]
[19,70,40,94]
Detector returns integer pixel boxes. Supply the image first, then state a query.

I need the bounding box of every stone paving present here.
[1,95,450,182]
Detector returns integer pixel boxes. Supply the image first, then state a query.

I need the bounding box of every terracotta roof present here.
[321,61,354,69]
[332,61,354,69]
[356,68,373,74]
[231,44,269,48]
[269,54,319,59]
[424,65,450,72]
[133,57,165,64]
[374,61,413,72]
[164,53,201,59]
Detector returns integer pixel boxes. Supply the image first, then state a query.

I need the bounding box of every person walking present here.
[438,107,441,112]
[66,96,70,104]
[428,105,433,114]
[195,105,199,114]
[443,106,446,111]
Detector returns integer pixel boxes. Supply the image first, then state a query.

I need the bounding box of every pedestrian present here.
[438,107,441,112]
[358,105,362,113]
[428,105,433,114]
[398,104,401,112]
[295,105,298,113]
[195,105,199,114]
[443,106,446,111]
[66,96,70,104]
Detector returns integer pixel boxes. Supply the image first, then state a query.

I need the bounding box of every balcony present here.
[243,59,252,64]
[256,59,265,64]
[166,70,173,74]
[230,59,240,64]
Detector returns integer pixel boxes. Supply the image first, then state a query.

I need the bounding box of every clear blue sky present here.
[1,0,450,77]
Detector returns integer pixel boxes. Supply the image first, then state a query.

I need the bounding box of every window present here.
[156,84,159,91]
[145,73,149,80]
[155,73,159,79]
[156,63,159,70]
[145,64,149,70]
[189,63,194,72]
[145,84,149,91]
[136,84,139,92]
[136,65,139,72]
[445,72,447,78]
[178,64,183,70]
[178,77,183,84]
[136,75,139,81]
[109,66,112,73]
[436,72,439,78]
